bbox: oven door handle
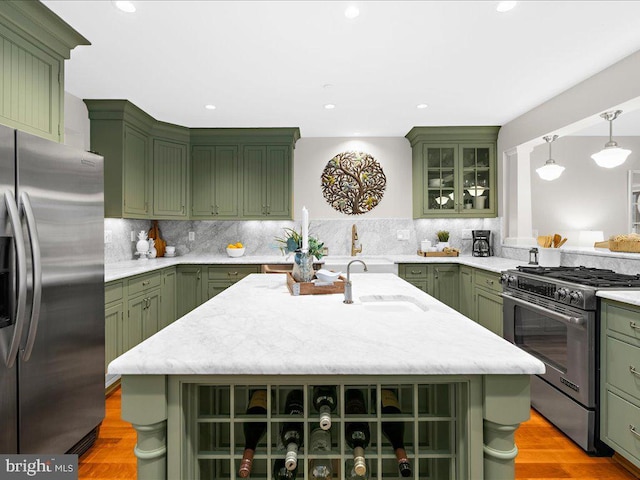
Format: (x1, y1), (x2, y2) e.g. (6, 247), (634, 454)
(501, 293), (585, 326)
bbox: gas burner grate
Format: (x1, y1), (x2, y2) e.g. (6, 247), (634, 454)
(517, 265), (640, 287)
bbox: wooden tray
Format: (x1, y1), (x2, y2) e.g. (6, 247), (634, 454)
(417, 250), (459, 257)
(286, 272), (346, 296)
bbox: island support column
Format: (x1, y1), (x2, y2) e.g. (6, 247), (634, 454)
(121, 375), (168, 480)
(483, 375), (531, 479)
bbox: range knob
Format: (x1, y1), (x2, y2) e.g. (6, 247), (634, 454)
(508, 275), (517, 286)
(556, 288), (569, 300)
(569, 291), (584, 304)
(500, 274), (509, 284)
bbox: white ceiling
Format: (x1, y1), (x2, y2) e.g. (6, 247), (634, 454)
(43, 1), (640, 138)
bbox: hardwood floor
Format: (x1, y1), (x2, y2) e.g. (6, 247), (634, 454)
(79, 388), (639, 479)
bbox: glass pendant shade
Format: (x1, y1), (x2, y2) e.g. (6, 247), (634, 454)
(536, 135), (564, 181)
(591, 145), (631, 168)
(536, 160), (565, 181)
(591, 110), (631, 168)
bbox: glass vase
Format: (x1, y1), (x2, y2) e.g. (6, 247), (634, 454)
(292, 251), (314, 282)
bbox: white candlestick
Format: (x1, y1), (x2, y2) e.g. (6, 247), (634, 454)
(301, 206), (309, 252)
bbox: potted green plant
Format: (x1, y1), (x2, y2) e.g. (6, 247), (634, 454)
(275, 228), (325, 282)
(436, 230), (450, 251)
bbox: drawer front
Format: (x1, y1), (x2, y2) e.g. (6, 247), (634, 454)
(604, 302), (640, 342)
(207, 265), (260, 281)
(127, 272), (161, 296)
(474, 269), (501, 293)
(400, 264), (428, 279)
(105, 281), (123, 304)
(604, 391), (640, 463)
(606, 336), (640, 402)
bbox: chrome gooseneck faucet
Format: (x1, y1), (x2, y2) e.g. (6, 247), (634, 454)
(344, 259), (368, 304)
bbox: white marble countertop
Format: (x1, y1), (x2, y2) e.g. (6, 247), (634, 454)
(597, 290), (640, 307)
(108, 273), (545, 377)
(105, 253), (525, 282)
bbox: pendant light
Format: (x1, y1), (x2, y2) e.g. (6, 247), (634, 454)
(536, 135), (565, 181)
(591, 110), (631, 168)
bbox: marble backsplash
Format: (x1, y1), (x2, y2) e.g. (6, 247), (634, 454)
(104, 217), (503, 264)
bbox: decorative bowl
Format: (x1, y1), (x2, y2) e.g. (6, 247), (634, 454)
(315, 269), (342, 283)
(428, 178), (443, 187)
(226, 247), (246, 257)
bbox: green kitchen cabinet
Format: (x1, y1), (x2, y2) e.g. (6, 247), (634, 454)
(206, 265), (261, 300)
(176, 266), (204, 318)
(160, 267), (177, 330)
(459, 265), (475, 320)
(397, 263), (429, 293)
(104, 281), (124, 373)
(406, 126), (499, 218)
(474, 269), (503, 336)
(0, 2), (89, 141)
(600, 299), (640, 470)
(85, 99), (191, 219)
(125, 271), (162, 350)
(398, 263), (458, 309)
(153, 137), (188, 218)
(191, 145), (239, 218)
(429, 264), (459, 311)
(242, 145), (292, 218)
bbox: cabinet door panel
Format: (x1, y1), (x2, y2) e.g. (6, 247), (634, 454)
(265, 146), (290, 218)
(475, 288), (503, 336)
(207, 282), (233, 300)
(123, 125), (149, 216)
(459, 266), (475, 320)
(214, 146), (239, 217)
(191, 147), (214, 217)
(105, 303), (123, 371)
(143, 290), (160, 341)
(161, 268), (177, 330)
(126, 296), (144, 351)
(242, 146), (266, 217)
(153, 139), (187, 217)
(177, 267), (203, 317)
(432, 264), (459, 311)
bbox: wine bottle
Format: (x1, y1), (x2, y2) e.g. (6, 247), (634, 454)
(281, 389), (304, 471)
(238, 390), (268, 478)
(312, 386), (337, 430)
(309, 427), (333, 479)
(273, 458), (297, 479)
(344, 389), (370, 477)
(380, 389), (412, 477)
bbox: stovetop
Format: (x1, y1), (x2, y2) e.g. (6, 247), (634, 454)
(516, 266), (640, 288)
(502, 265), (640, 310)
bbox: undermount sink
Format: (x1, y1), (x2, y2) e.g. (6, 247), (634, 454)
(359, 295), (428, 313)
(321, 255), (398, 274)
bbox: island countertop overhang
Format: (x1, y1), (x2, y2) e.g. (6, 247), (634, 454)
(108, 273), (545, 376)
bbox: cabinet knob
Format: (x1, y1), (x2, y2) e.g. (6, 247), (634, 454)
(630, 366), (640, 378)
(410, 270), (421, 275)
(228, 271), (239, 276)
(631, 425), (640, 440)
(142, 280), (150, 286)
(630, 321), (640, 331)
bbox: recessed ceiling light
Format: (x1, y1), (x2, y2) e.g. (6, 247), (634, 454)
(344, 5), (360, 19)
(204, 104), (216, 110)
(324, 104), (336, 110)
(496, 1), (517, 13)
(416, 103), (428, 109)
(113, 1), (136, 13)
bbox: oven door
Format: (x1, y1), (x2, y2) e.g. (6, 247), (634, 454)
(502, 292), (595, 408)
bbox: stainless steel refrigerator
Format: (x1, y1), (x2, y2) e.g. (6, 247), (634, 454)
(0, 124), (105, 455)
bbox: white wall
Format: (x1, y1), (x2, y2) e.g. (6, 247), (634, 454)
(292, 137), (412, 220)
(530, 136), (640, 241)
(63, 92), (90, 150)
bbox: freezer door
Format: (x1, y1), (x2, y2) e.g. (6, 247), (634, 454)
(0, 125), (18, 453)
(16, 130), (105, 454)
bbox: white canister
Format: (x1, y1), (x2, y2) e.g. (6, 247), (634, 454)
(420, 240), (432, 252)
(538, 247), (561, 267)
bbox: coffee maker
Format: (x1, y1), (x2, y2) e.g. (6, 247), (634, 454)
(472, 230), (492, 257)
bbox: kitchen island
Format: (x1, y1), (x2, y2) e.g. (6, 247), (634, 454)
(109, 273), (544, 480)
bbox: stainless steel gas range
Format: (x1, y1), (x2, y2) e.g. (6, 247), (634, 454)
(501, 265), (640, 454)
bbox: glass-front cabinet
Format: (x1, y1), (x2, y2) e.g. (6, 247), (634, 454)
(629, 170), (640, 233)
(407, 127), (499, 218)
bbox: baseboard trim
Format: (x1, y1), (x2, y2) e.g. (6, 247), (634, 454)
(613, 453), (640, 478)
(105, 378), (121, 397)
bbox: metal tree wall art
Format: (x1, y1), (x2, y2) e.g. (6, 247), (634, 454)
(321, 151), (386, 215)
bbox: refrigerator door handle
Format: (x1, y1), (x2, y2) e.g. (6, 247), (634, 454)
(20, 192), (41, 362)
(3, 191), (27, 368)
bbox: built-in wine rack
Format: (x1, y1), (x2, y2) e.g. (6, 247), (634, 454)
(179, 380), (466, 480)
